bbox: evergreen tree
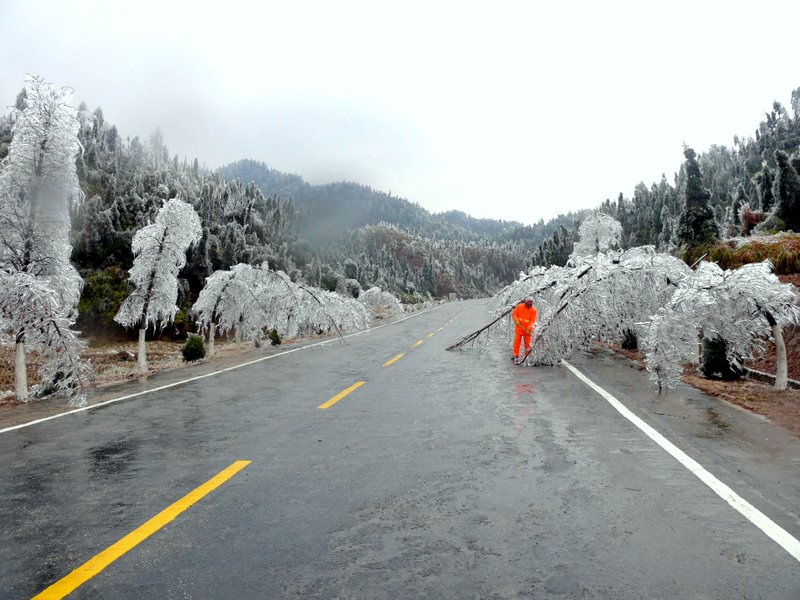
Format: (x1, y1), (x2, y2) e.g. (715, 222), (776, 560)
(755, 164), (775, 212)
(773, 150), (800, 231)
(676, 147), (718, 250)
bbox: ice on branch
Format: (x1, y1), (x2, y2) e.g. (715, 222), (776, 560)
(193, 263), (375, 348)
(358, 287), (404, 319)
(644, 260), (800, 390)
(492, 248), (691, 365)
(569, 213), (622, 263)
(114, 198), (202, 370)
(0, 75), (88, 403)
(0, 272), (91, 405)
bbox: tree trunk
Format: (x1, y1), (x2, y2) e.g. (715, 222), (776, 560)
(762, 310), (788, 390)
(137, 328), (147, 372)
(693, 329), (702, 365)
(772, 321), (789, 390)
(235, 325), (242, 351)
(15, 341), (28, 402)
(208, 322), (216, 358)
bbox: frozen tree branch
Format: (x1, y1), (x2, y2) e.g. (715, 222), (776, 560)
(114, 197), (202, 370)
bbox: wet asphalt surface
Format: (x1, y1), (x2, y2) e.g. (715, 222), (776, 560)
(1, 299), (799, 599)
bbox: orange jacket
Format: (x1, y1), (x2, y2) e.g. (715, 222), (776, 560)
(512, 302), (537, 333)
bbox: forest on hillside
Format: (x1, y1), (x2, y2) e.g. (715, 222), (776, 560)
(0, 88), (581, 338)
(2, 82), (800, 344)
(533, 89), (800, 266)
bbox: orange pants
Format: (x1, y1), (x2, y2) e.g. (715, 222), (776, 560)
(513, 327), (531, 358)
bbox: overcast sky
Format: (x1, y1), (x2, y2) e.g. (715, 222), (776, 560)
(2, 1), (799, 225)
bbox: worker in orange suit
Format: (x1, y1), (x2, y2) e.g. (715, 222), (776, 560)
(511, 297), (537, 363)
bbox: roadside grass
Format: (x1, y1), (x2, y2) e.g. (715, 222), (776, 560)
(684, 233), (800, 274)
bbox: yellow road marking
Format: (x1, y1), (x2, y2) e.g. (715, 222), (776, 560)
(32, 460), (251, 600)
(426, 332), (435, 338)
(412, 339), (424, 348)
(383, 353), (405, 367)
(318, 381), (365, 409)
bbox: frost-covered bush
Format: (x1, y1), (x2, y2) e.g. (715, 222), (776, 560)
(337, 277), (363, 298)
(359, 286), (404, 319)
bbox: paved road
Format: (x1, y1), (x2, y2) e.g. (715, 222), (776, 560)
(1, 299), (799, 599)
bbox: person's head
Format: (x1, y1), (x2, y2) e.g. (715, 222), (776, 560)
(524, 297), (533, 307)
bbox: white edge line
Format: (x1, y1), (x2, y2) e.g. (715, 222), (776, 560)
(1, 305), (440, 435)
(561, 359), (800, 564)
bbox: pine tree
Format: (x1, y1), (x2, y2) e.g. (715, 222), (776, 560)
(773, 150), (800, 230)
(676, 147), (718, 251)
(755, 164), (775, 212)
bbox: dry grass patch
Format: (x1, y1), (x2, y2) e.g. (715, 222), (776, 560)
(0, 338), (257, 405)
(605, 343), (800, 439)
(682, 373), (800, 438)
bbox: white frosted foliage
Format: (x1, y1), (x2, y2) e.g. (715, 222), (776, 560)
(193, 263), (373, 344)
(114, 198), (202, 330)
(0, 272), (91, 405)
(491, 250), (799, 390)
(569, 212), (622, 262)
(494, 248), (690, 365)
(0, 75), (88, 403)
(358, 287), (404, 319)
(644, 260), (800, 389)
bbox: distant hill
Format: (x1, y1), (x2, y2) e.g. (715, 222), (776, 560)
(217, 159), (530, 243)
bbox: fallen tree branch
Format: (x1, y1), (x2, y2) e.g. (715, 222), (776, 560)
(445, 305), (513, 351)
(445, 279), (559, 351)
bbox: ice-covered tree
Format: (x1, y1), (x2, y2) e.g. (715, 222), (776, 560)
(644, 261), (800, 390)
(358, 286), (404, 319)
(191, 263), (263, 353)
(0, 273), (91, 401)
(568, 212), (622, 262)
(114, 198), (202, 370)
(0, 75), (88, 403)
(193, 263), (372, 349)
(474, 216), (690, 365)
(458, 246), (798, 392)
(492, 248), (690, 365)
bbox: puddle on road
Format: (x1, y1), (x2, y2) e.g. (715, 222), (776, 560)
(89, 439), (139, 475)
(697, 407), (731, 438)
